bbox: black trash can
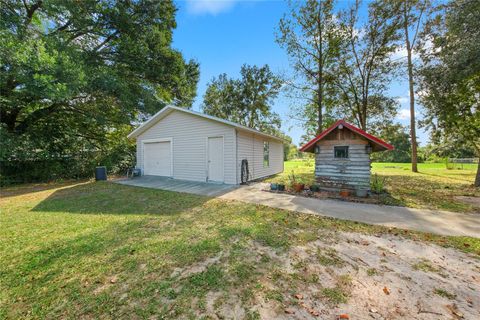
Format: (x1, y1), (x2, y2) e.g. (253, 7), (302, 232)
(95, 166), (107, 181)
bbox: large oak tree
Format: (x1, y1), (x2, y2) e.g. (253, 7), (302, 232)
(1, 0), (199, 159)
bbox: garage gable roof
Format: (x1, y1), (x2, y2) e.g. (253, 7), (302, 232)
(300, 120), (394, 153)
(127, 105), (284, 141)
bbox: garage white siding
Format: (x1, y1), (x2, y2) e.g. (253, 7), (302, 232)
(136, 110), (236, 184)
(236, 130), (284, 181)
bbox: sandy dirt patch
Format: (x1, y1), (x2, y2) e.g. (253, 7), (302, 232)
(200, 231), (479, 320)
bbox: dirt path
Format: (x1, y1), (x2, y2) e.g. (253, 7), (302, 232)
(220, 183), (480, 238)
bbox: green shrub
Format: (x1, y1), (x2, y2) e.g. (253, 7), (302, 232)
(371, 174), (386, 194)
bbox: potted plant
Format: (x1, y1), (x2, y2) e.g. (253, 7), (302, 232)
(289, 172), (305, 192)
(310, 184), (320, 192)
(355, 189), (368, 198)
(270, 183), (278, 191)
(339, 189), (350, 197)
(277, 183), (286, 191)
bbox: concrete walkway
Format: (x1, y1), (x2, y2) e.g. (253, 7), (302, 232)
(219, 183), (480, 238)
(115, 177), (479, 237)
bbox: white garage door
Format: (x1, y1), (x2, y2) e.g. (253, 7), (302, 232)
(143, 141), (172, 176)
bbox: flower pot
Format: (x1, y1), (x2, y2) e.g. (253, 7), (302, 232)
(355, 189), (368, 198)
(339, 189), (350, 197)
(270, 183), (278, 191)
(293, 183), (305, 192)
(310, 185), (320, 192)
(277, 184), (285, 191)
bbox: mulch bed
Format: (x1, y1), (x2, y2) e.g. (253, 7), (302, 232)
(264, 188), (387, 205)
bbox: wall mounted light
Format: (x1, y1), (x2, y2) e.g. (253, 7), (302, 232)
(338, 124), (344, 130)
(315, 146), (320, 154)
(365, 145), (372, 154)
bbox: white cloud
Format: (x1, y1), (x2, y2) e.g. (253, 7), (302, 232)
(390, 45), (420, 61)
(185, 0), (237, 16)
(397, 108), (413, 120)
(396, 96), (409, 104)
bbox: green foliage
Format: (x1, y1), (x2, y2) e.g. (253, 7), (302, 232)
(321, 287), (348, 305)
(202, 64), (282, 134)
(276, 0), (342, 133)
(333, 0), (401, 130)
(0, 125), (135, 185)
(419, 0), (480, 185)
(0, 0), (199, 183)
(280, 134), (298, 161)
(370, 174), (386, 194)
(433, 288), (456, 299)
(371, 124), (412, 163)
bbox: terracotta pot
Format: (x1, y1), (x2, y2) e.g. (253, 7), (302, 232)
(339, 189), (350, 197)
(293, 183), (305, 192)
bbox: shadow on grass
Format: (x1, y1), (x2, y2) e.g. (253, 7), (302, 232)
(0, 179), (89, 198)
(416, 170), (477, 184)
(32, 181), (209, 216)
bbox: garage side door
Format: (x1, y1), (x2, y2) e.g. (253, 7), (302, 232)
(143, 141), (172, 176)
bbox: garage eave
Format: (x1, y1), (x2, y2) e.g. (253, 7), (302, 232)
(128, 105), (285, 142)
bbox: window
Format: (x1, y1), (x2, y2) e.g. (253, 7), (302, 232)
(263, 141), (270, 167)
(334, 146), (349, 159)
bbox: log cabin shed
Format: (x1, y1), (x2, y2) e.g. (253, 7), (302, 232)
(128, 105), (284, 184)
(300, 120), (394, 196)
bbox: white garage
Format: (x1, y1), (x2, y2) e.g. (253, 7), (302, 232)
(128, 105), (284, 184)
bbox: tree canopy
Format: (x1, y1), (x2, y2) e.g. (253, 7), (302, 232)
(419, 0), (480, 185)
(202, 64), (282, 135)
(1, 0), (199, 160)
(276, 0), (342, 134)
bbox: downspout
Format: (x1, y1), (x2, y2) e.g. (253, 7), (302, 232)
(234, 128), (238, 184)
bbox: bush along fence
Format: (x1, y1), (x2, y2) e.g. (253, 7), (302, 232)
(0, 149), (135, 186)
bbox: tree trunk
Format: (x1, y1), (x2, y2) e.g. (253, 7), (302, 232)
(475, 160), (480, 187)
(404, 4), (418, 173)
(317, 0), (324, 135)
(317, 85), (323, 134)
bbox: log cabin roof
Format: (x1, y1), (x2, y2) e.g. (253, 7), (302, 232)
(300, 120), (394, 153)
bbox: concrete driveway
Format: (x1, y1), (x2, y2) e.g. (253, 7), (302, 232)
(115, 176), (238, 197)
(219, 183), (480, 238)
(115, 177), (479, 237)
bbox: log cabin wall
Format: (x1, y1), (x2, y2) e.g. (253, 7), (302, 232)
(315, 127), (371, 192)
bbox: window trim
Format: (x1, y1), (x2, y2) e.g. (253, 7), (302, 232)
(334, 146), (349, 159)
(263, 141), (270, 168)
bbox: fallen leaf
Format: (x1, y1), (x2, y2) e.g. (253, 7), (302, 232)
(294, 294), (303, 300)
(284, 308), (295, 315)
(446, 304), (464, 318)
(310, 309), (320, 316)
(370, 307), (378, 313)
(110, 276), (117, 284)
(464, 243), (470, 248)
(383, 287), (390, 295)
(337, 314), (350, 319)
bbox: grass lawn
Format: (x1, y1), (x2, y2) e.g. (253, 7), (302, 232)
(1, 181), (479, 319)
(267, 160), (480, 213)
